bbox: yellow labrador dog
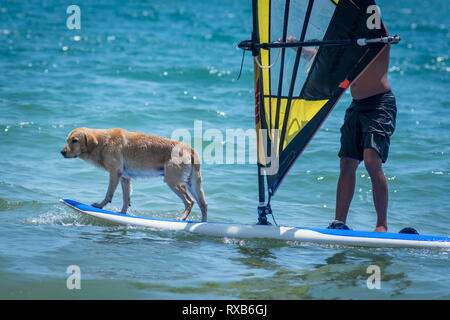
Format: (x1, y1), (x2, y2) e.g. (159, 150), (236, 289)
(60, 127), (207, 221)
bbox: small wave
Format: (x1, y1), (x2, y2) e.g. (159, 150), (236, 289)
(25, 205), (118, 227)
(97, 65), (234, 85)
(25, 205), (82, 226)
(223, 237), (247, 246)
(0, 198), (40, 212)
(118, 8), (160, 22)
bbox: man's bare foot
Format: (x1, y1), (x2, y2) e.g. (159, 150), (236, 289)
(374, 226), (387, 232)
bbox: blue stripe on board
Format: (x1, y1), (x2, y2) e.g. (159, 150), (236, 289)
(61, 198), (198, 224)
(303, 227), (450, 242)
(61, 199), (450, 243)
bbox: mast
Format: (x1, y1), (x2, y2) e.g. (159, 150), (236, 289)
(250, 0), (271, 224)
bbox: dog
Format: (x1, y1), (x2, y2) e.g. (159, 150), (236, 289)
(60, 127), (207, 221)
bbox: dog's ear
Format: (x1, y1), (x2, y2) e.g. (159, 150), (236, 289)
(82, 132), (98, 153)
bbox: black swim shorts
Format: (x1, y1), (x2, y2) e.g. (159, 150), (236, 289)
(338, 90), (396, 163)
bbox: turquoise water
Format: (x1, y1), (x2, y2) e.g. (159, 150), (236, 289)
(1, 0), (449, 299)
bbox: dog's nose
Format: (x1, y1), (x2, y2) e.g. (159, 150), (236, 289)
(60, 150), (66, 157)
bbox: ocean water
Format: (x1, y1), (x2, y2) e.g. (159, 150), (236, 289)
(0, 0), (449, 300)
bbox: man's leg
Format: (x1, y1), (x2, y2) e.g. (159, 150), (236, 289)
(363, 148), (388, 232)
(335, 157), (360, 224)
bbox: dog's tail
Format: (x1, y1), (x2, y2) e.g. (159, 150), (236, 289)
(187, 149), (208, 222)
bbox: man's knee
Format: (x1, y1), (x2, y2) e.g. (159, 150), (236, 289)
(340, 157), (359, 175)
(363, 148), (383, 174)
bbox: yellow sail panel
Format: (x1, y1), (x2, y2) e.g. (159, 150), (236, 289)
(269, 97), (286, 132)
(262, 97), (286, 142)
(283, 99), (329, 150)
(263, 98), (328, 149)
(283, 99), (328, 149)
(258, 0), (270, 96)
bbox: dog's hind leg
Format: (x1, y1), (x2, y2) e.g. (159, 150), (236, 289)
(166, 183), (194, 221)
(92, 170), (121, 209)
(120, 177), (132, 214)
(187, 166), (208, 222)
(165, 158), (202, 221)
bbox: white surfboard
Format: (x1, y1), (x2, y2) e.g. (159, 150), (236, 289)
(60, 199), (450, 249)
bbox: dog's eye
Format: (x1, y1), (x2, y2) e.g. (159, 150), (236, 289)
(71, 138), (79, 143)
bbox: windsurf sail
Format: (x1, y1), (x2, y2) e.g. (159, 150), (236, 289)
(238, 0), (400, 224)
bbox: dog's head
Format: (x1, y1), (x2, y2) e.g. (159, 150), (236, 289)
(61, 127), (98, 158)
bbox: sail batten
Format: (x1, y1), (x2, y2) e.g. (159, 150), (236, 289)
(273, 0), (292, 137)
(279, 0), (315, 158)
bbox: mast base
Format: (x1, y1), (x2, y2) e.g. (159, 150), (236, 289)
(257, 205), (272, 225)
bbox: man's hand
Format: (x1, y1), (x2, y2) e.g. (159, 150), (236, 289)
(286, 35), (297, 42)
(277, 35), (297, 43)
(277, 35), (317, 61)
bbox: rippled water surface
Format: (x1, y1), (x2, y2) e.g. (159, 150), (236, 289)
(0, 0), (449, 299)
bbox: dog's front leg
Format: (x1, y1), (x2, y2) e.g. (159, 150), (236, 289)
(120, 177), (131, 214)
(92, 171), (121, 209)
